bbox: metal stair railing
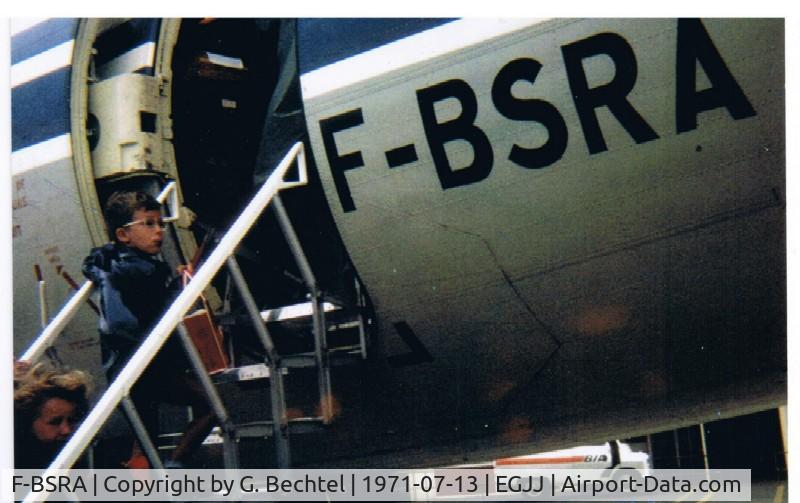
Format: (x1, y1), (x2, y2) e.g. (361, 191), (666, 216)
(272, 193), (332, 423)
(20, 281), (95, 363)
(22, 142), (308, 502)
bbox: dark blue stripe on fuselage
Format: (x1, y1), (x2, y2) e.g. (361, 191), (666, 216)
(12, 67), (71, 151)
(297, 18), (454, 75)
(11, 18), (78, 65)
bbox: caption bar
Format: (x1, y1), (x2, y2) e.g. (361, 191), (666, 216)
(7, 468), (750, 501)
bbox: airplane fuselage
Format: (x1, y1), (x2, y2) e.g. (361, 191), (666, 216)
(10, 18), (785, 468)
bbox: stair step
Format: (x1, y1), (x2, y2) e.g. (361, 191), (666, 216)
(260, 301), (338, 322)
(210, 348), (363, 383)
(159, 416), (327, 451)
(235, 417), (326, 438)
(219, 303), (363, 331)
(211, 363), (288, 384)
(281, 353), (316, 368)
(281, 348), (364, 369)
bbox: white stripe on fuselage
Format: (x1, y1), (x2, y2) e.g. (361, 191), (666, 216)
(11, 134), (71, 176)
(97, 42), (156, 80)
(300, 18), (548, 100)
(11, 39), (74, 88)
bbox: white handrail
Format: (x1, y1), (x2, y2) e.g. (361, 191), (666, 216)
(157, 180), (180, 222)
(20, 281), (94, 363)
(24, 142), (307, 501)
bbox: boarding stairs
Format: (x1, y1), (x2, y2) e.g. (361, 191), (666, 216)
(18, 142), (367, 499)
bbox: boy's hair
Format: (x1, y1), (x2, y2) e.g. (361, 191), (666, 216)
(104, 191), (161, 241)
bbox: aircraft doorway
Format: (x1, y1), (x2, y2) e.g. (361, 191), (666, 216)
(169, 17), (363, 332)
(171, 19), (276, 229)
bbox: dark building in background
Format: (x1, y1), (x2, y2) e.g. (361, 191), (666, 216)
(639, 408), (786, 481)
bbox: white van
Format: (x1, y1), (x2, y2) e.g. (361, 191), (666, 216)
(410, 440), (651, 500)
(494, 440), (650, 472)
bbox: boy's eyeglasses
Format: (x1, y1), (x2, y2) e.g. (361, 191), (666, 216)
(123, 218), (166, 230)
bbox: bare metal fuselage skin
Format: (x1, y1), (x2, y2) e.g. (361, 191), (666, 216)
(10, 18), (785, 467)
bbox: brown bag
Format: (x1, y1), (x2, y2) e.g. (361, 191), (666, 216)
(182, 271), (229, 374)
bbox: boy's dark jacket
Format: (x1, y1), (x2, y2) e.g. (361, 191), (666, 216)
(82, 243), (180, 372)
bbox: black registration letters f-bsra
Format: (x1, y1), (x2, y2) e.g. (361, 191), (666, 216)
(417, 79), (494, 190)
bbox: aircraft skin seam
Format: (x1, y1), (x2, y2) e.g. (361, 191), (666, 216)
(431, 220), (566, 351)
(511, 194), (783, 285)
(350, 198), (568, 351)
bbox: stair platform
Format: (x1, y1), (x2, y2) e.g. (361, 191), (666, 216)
(211, 363), (286, 384)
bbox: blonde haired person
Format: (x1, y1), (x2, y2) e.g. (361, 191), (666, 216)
(14, 362), (91, 469)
